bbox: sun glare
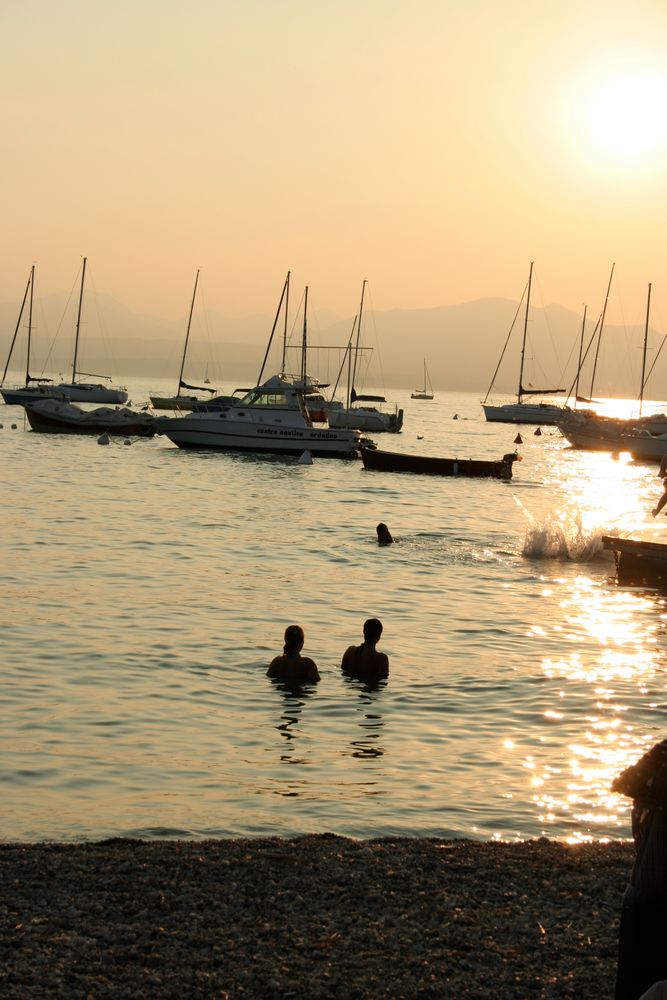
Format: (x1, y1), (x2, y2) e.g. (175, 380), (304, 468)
(569, 67), (667, 168)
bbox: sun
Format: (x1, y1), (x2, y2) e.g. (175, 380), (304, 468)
(568, 66), (667, 168)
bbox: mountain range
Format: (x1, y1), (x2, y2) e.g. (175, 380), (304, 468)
(0, 292), (662, 399)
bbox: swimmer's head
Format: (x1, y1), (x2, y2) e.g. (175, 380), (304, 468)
(283, 624), (304, 654)
(363, 618), (383, 643)
(376, 522), (393, 545)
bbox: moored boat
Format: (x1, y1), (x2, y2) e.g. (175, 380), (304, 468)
(157, 372), (362, 457)
(361, 447), (518, 479)
(53, 258), (128, 404)
(23, 398), (157, 436)
(482, 262), (567, 425)
(149, 270), (217, 411)
(603, 535), (667, 586)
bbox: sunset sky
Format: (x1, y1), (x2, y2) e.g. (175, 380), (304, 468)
(3, 0), (667, 332)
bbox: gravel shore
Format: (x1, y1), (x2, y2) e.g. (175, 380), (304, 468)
(0, 835), (633, 999)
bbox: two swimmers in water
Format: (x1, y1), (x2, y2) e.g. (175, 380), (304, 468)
(267, 619), (389, 686)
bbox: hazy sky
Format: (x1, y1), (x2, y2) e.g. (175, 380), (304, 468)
(3, 0), (667, 331)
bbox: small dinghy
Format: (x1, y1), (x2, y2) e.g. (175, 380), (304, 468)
(361, 447), (519, 479)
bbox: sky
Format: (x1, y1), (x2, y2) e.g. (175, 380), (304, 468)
(3, 0), (667, 334)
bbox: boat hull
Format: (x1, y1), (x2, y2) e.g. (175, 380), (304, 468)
(150, 395), (202, 411)
(327, 406), (404, 433)
(157, 415), (361, 457)
(361, 447), (517, 479)
(56, 383), (128, 404)
(24, 400), (156, 436)
(483, 402), (566, 425)
(1, 386), (65, 406)
(410, 392), (433, 400)
(603, 535), (667, 586)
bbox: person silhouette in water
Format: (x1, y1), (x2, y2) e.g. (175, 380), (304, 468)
(341, 618), (389, 684)
(376, 523), (393, 545)
(267, 625), (320, 685)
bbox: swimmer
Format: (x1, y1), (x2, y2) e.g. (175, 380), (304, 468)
(267, 625), (320, 684)
(652, 478), (667, 517)
(341, 618), (389, 684)
(376, 522), (393, 545)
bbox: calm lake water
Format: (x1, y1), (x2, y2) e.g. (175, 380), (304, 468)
(2, 378), (666, 843)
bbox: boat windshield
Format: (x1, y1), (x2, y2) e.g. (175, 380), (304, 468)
(236, 388), (291, 408)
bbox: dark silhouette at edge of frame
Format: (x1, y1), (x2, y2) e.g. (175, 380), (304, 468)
(612, 738), (667, 999)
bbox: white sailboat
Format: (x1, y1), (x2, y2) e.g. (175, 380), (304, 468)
(482, 262), (566, 425)
(326, 280), (404, 433)
(1, 266), (62, 405)
(150, 270), (217, 410)
(53, 258), (128, 404)
(411, 359), (434, 400)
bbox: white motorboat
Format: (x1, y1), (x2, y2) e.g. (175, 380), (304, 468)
(157, 373), (362, 456)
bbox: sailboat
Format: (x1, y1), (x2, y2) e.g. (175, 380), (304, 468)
(482, 262), (566, 425)
(411, 359), (434, 400)
(49, 257), (129, 404)
(326, 280), (404, 433)
(150, 270), (217, 410)
(1, 266), (62, 405)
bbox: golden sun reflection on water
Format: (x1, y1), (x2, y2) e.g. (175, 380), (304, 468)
(533, 577), (667, 842)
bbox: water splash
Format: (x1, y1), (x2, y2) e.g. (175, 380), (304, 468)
(521, 508), (616, 562)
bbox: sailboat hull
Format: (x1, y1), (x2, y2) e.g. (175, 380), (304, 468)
(1, 385), (66, 406)
(55, 383), (128, 404)
(482, 402), (566, 425)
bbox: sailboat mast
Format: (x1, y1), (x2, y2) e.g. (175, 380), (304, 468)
(1, 271), (31, 387)
(301, 286), (308, 388)
(517, 261), (533, 405)
(177, 269), (200, 396)
(71, 256), (87, 382)
(639, 282), (652, 417)
(256, 271), (290, 387)
(351, 279), (366, 399)
(26, 265), (35, 384)
(588, 262), (615, 400)
(574, 305), (587, 404)
(280, 271), (291, 374)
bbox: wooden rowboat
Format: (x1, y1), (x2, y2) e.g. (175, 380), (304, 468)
(360, 447), (518, 479)
(602, 535), (667, 586)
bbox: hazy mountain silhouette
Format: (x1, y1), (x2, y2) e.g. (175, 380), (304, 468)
(0, 291), (662, 398)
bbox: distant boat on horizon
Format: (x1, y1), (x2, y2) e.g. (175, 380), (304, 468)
(411, 358), (434, 400)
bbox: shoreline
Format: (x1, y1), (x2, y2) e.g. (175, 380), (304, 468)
(0, 834), (633, 998)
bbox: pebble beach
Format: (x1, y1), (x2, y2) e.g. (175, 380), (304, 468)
(0, 835), (634, 999)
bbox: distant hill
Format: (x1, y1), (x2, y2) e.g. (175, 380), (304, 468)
(0, 292), (662, 399)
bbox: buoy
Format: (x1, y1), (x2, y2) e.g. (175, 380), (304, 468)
(417, 435), (424, 440)
(297, 450), (313, 465)
(534, 427), (542, 436)
(97, 431), (110, 445)
(123, 438), (132, 446)
(514, 433), (522, 444)
(453, 414), (459, 420)
(11, 424), (17, 430)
